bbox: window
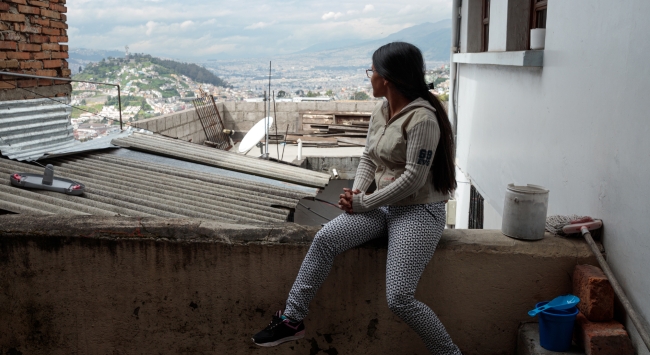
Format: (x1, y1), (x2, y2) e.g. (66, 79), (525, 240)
(531, 0), (547, 29)
(482, 0), (490, 52)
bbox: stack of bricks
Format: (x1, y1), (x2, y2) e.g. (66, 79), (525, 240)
(0, 0), (70, 100)
(573, 264), (635, 355)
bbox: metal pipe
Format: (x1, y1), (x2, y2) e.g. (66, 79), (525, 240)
(581, 227), (650, 352)
(117, 85), (123, 130)
(450, 0), (462, 148)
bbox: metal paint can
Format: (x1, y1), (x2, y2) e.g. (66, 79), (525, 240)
(501, 184), (549, 240)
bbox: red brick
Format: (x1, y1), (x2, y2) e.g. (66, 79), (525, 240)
(60, 45), (68, 51)
(37, 79), (53, 86)
(0, 3), (10, 11)
(57, 36), (68, 43)
(1, 13), (26, 22)
(49, 3), (66, 12)
(60, 13), (66, 21)
(49, 20), (67, 29)
(0, 23), (10, 31)
(36, 69), (56, 76)
(5, 60), (20, 69)
(0, 41), (18, 50)
(7, 0), (27, 5)
(574, 265), (615, 321)
(61, 60), (67, 68)
(40, 9), (60, 19)
(51, 51), (68, 59)
(32, 18), (50, 26)
(20, 61), (43, 70)
(18, 5), (40, 15)
(0, 52), (6, 60)
(18, 43), (41, 51)
(27, 0), (47, 7)
(574, 312), (634, 355)
(7, 52), (31, 60)
(17, 79), (38, 87)
(42, 59), (62, 68)
(42, 27), (61, 36)
(29, 34), (49, 43)
(16, 23), (41, 33)
(61, 29), (66, 36)
(41, 43), (59, 51)
(61, 68), (71, 77)
(31, 52), (51, 60)
(0, 81), (18, 89)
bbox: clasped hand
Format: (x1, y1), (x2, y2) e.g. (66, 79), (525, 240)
(338, 188), (361, 213)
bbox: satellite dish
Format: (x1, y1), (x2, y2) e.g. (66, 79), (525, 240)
(238, 116), (274, 153)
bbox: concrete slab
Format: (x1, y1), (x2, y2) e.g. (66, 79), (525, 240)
(240, 142), (365, 162)
(518, 323), (585, 355)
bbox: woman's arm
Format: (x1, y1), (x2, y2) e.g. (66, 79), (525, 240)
(352, 148), (377, 192)
(351, 119), (439, 213)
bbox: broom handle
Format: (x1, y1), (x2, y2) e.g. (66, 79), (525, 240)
(582, 227), (650, 351)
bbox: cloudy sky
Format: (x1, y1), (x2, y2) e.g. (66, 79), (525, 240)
(68, 0), (452, 61)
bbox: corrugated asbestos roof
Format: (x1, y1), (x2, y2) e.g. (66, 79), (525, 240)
(112, 133), (331, 188)
(0, 153), (317, 223)
(0, 98), (128, 161)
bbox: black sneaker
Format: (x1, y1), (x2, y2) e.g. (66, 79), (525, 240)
(252, 310), (305, 347)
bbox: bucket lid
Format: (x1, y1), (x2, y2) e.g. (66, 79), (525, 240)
(507, 184), (549, 194)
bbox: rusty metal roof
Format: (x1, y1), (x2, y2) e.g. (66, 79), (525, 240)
(112, 133), (331, 188)
(0, 153), (316, 223)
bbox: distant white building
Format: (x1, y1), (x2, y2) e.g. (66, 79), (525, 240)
(449, 1), (650, 352)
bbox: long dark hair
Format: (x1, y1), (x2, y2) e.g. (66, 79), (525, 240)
(372, 42), (456, 195)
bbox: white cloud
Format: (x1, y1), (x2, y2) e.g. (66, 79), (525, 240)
(245, 21), (275, 30)
(66, 0), (453, 60)
(145, 21), (157, 36)
(322, 12), (343, 20)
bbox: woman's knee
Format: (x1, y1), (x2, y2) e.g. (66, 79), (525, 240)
(386, 290), (415, 315)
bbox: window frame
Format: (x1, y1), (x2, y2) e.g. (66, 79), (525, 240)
(482, 0), (491, 52)
(531, 0), (547, 29)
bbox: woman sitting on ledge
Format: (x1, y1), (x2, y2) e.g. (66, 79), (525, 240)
(252, 41), (461, 355)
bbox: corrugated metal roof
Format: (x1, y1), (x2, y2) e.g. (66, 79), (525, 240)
(0, 98), (75, 161)
(0, 98), (131, 161)
(112, 133), (331, 188)
(0, 153), (315, 223)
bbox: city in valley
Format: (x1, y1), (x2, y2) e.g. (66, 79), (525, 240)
(69, 51), (450, 142)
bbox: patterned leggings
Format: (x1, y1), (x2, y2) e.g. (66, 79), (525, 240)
(284, 202), (461, 355)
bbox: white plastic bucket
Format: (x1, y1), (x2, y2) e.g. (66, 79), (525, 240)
(530, 28), (546, 50)
(501, 184), (549, 240)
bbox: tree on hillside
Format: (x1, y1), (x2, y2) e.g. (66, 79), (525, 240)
(277, 90), (286, 98)
(351, 92), (369, 100)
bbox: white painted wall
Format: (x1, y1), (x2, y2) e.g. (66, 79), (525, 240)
(455, 1), (650, 353)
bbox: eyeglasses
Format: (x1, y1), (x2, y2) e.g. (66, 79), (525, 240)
(365, 69), (373, 78)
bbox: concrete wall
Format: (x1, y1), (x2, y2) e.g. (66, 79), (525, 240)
(0, 215), (598, 355)
(219, 100), (377, 133)
(0, 0), (71, 101)
(133, 108), (207, 144)
(132, 101), (378, 145)
(454, 1), (650, 352)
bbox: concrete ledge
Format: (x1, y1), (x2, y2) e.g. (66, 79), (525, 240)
(518, 323), (585, 355)
(452, 50), (544, 67)
(0, 216), (598, 355)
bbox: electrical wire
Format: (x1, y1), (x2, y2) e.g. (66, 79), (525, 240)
(0, 79), (116, 122)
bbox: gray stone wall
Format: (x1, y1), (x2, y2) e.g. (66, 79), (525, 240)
(131, 101), (378, 145)
(132, 108), (207, 144)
